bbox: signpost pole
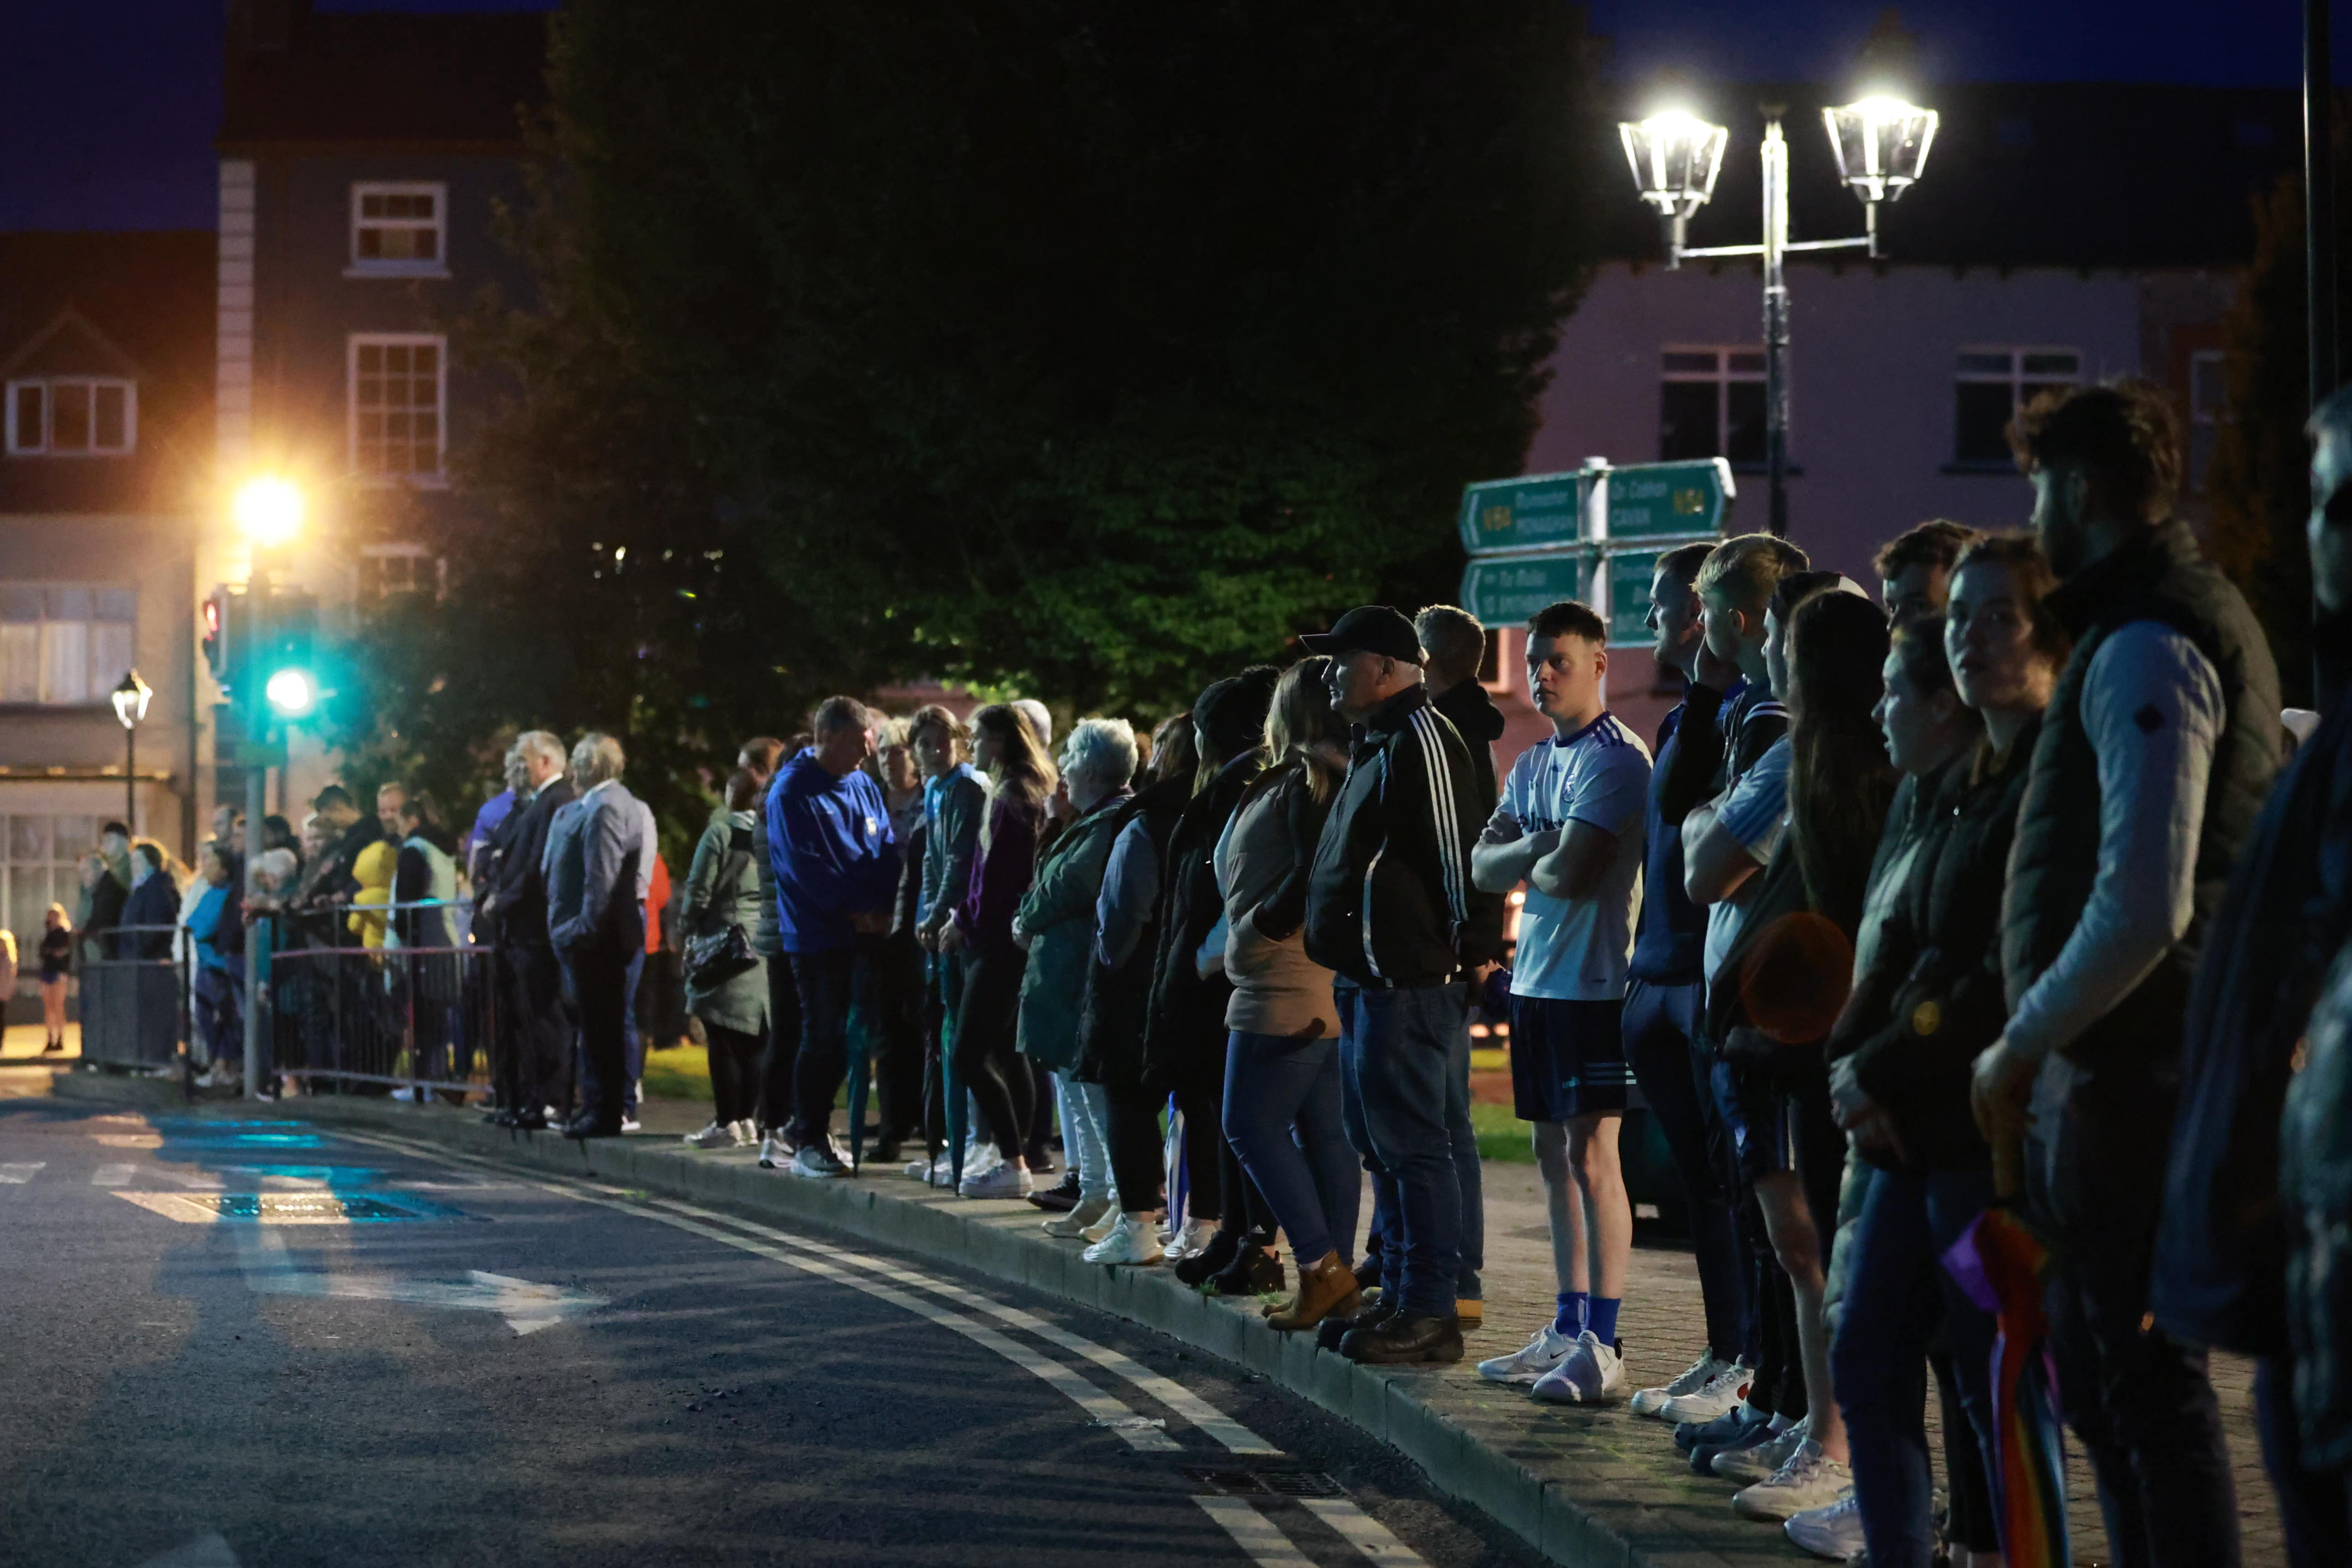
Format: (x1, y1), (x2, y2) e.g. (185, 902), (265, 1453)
(1761, 108), (1792, 538)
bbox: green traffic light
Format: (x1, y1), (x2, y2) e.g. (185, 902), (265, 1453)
(264, 667), (316, 718)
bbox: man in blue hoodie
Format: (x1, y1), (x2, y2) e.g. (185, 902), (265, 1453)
(769, 696), (903, 1179)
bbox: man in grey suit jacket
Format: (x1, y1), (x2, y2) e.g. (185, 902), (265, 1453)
(542, 732), (647, 1137)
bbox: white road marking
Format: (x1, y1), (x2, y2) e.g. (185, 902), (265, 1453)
(638, 1194), (1284, 1455)
(0, 1162), (45, 1183)
(134, 1531), (239, 1568)
(335, 1129), (1201, 1453)
(1302, 1499), (1430, 1566)
(92, 1163), (134, 1186)
(228, 1223), (604, 1335)
(1193, 1497), (1316, 1567)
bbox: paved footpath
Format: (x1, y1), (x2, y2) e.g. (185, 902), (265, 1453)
(39, 1068), (2289, 1568)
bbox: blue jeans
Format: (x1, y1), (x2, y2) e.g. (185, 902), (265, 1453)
(1446, 1005), (1483, 1297)
(559, 945), (631, 1128)
(1336, 981), (1465, 1318)
(1831, 1165), (2000, 1568)
(193, 964), (242, 1070)
(1223, 1030), (1358, 1267)
(1625, 977), (1748, 1360)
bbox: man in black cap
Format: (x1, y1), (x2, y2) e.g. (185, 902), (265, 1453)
(1302, 605), (1504, 1364)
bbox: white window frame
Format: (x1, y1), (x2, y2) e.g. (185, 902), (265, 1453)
(2188, 348), (2227, 493)
(0, 583), (138, 707)
(346, 181), (449, 279)
(346, 333), (449, 486)
(4, 377), (138, 457)
(1953, 346), (2082, 466)
(1659, 345), (1767, 465)
(358, 542), (446, 601)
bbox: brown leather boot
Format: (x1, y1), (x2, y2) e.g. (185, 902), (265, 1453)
(1264, 1250), (1362, 1332)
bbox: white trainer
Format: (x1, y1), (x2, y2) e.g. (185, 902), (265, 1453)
(1475, 1325), (1578, 1386)
(1166, 1218), (1219, 1262)
(1529, 1330), (1627, 1404)
(964, 1141), (1004, 1180)
(1658, 1358), (1755, 1425)
(619, 1114), (643, 1134)
(1632, 1351), (1735, 1418)
(682, 1121), (736, 1150)
(790, 1144), (849, 1180)
(1715, 1413), (1812, 1485)
(730, 1119), (758, 1146)
(1733, 1439), (1851, 1522)
(1782, 1486), (1864, 1561)
(959, 1162), (1033, 1200)
(1080, 1205), (1124, 1244)
(1082, 1212), (1165, 1265)
(758, 1130), (798, 1169)
(1044, 1195), (1114, 1239)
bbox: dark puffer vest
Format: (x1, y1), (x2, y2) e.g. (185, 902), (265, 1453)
(2001, 519), (2283, 1074)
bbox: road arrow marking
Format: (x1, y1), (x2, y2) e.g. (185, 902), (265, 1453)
(230, 1224), (604, 1335)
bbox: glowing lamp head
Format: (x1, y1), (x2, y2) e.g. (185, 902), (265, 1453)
(1618, 109), (1730, 221)
(110, 668), (153, 730)
(1823, 95), (1938, 204)
(264, 667), (316, 719)
(233, 477), (305, 548)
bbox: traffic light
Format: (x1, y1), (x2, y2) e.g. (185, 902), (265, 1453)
(202, 584), (248, 703)
(259, 589), (318, 721)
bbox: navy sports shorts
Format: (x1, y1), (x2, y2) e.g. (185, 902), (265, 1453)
(1507, 994), (1631, 1123)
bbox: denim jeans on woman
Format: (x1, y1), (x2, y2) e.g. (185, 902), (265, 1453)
(1831, 1163), (2001, 1568)
(1222, 1030), (1358, 1266)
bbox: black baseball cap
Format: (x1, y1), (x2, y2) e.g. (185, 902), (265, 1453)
(1300, 605), (1424, 664)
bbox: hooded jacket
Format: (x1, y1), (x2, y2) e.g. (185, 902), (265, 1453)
(1144, 751), (1265, 1085)
(1429, 676), (1505, 819)
(1304, 684), (1502, 989)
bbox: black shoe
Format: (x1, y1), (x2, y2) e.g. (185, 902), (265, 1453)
(1317, 1297), (1395, 1353)
(1351, 1254), (1383, 1294)
(1211, 1241), (1285, 1298)
(560, 1114), (621, 1139)
(1022, 1145), (1055, 1176)
(868, 1135), (903, 1165)
(1028, 1175), (1083, 1212)
(510, 1109), (548, 1132)
(1340, 1311), (1464, 1366)
(485, 1107), (515, 1126)
(1174, 1227), (1242, 1287)
(1674, 1403), (1763, 1454)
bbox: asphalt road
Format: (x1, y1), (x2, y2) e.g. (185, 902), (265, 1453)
(0, 1093), (1545, 1568)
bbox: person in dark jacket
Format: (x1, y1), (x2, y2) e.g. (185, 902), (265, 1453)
(1147, 668), (1279, 1291)
(2181, 384), (2352, 1567)
(1827, 541), (2064, 1568)
(682, 769), (771, 1150)
(909, 708), (985, 1178)
(1302, 605), (1503, 1366)
(483, 732), (574, 1129)
(1972, 382), (2281, 1568)
(119, 841), (182, 959)
(1072, 717), (1196, 1264)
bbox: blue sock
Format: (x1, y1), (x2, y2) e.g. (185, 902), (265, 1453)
(1587, 1296), (1621, 1345)
(1553, 1292), (1588, 1336)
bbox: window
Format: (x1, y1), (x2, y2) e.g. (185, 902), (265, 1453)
(2189, 350), (2227, 493)
(348, 335), (445, 482)
(5, 814), (102, 976)
(1955, 349), (2080, 466)
(359, 543), (444, 600)
(1659, 347), (1767, 466)
(0, 584), (135, 706)
(349, 182), (446, 276)
(4, 378), (136, 456)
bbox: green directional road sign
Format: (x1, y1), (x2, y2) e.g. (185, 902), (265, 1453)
(1458, 470), (1586, 555)
(1461, 553), (1586, 628)
(1608, 552), (1662, 648)
(1605, 458), (1735, 539)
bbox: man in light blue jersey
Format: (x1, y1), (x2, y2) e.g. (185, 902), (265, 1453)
(1469, 599), (1652, 1403)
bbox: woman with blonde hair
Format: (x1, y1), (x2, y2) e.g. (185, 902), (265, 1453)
(37, 904), (72, 1052)
(940, 702), (1058, 1197)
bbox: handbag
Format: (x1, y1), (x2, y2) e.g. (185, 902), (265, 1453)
(684, 839), (759, 988)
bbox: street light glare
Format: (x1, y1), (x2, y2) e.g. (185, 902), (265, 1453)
(234, 476), (305, 547)
(265, 667), (317, 718)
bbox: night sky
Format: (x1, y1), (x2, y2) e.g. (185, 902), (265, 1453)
(1, 0), (2339, 231)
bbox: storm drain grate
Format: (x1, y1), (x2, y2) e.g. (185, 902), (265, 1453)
(1181, 1466), (1346, 1499)
(189, 1193), (428, 1223)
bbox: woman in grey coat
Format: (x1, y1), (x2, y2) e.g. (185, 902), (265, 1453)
(682, 769), (771, 1149)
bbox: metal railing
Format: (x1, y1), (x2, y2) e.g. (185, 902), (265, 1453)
(78, 923), (189, 1071)
(265, 900), (497, 1100)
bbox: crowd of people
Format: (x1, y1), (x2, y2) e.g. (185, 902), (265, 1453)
(46, 372), (2352, 1566)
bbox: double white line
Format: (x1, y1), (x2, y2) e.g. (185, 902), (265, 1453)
(337, 1127), (1427, 1567)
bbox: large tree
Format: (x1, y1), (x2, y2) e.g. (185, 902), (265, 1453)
(334, 1), (1601, 829)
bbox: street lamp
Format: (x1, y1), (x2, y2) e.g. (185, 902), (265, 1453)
(109, 668), (152, 831)
(232, 476), (304, 551)
(1618, 93), (1940, 536)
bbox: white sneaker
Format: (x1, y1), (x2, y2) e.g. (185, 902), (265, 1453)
(790, 1144), (849, 1180)
(1659, 1358), (1755, 1424)
(1080, 1205), (1124, 1244)
(391, 1086), (420, 1102)
(1782, 1486), (1864, 1560)
(1082, 1212), (1165, 1265)
(683, 1120), (736, 1149)
(959, 1163), (1033, 1200)
(1166, 1218), (1219, 1262)
(1044, 1195), (1114, 1239)
(1529, 1330), (1626, 1404)
(1733, 1439), (1851, 1522)
(731, 1119), (758, 1145)
(758, 1130), (798, 1169)
(1632, 1351), (1736, 1418)
(905, 1156), (936, 1180)
(620, 1113), (642, 1134)
(1476, 1325), (1578, 1386)
(964, 1141), (1003, 1179)
(1715, 1413), (1812, 1485)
